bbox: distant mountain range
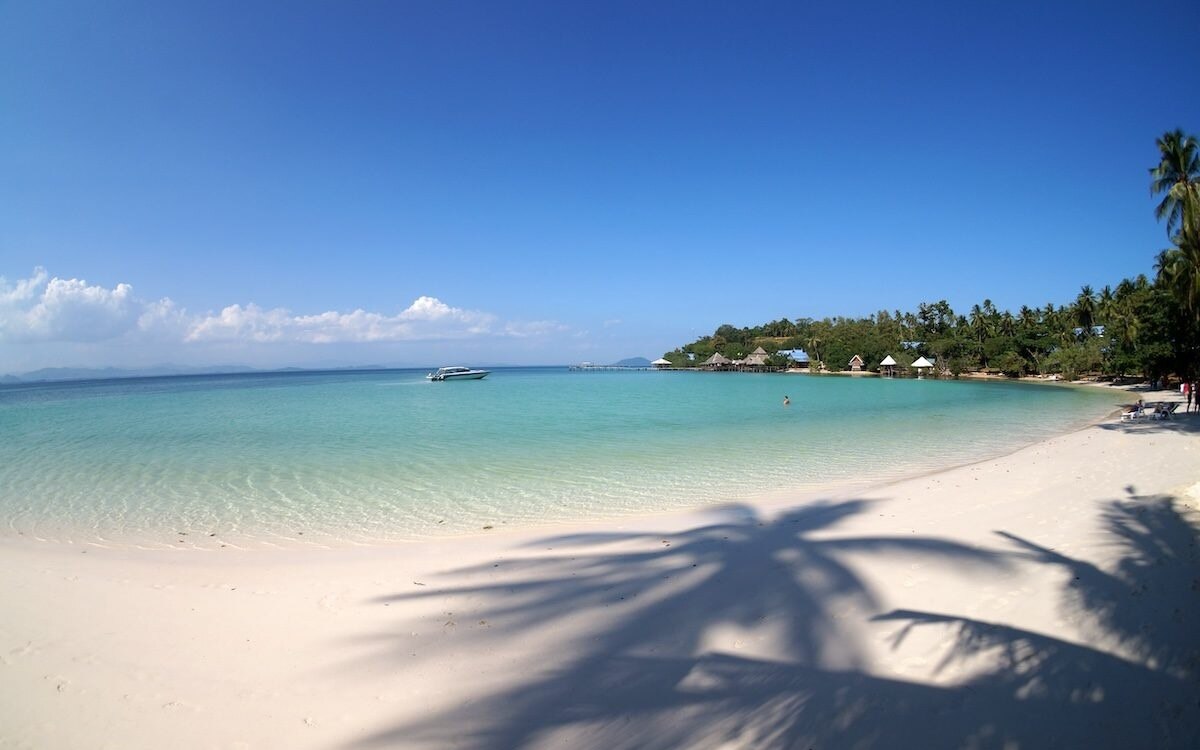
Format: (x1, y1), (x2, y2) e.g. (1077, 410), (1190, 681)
(0, 364), (404, 383)
(2, 360), (647, 383)
(2, 365), (261, 383)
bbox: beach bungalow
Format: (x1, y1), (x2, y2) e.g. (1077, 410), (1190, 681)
(777, 349), (811, 370)
(651, 358), (673, 369)
(879, 354), (897, 377)
(741, 347), (770, 369)
(848, 354), (865, 372)
(911, 355), (934, 379)
(702, 352), (732, 370)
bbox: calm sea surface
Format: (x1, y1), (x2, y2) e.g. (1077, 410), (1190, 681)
(0, 368), (1120, 547)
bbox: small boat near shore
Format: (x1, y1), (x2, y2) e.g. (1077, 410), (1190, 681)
(426, 366), (490, 381)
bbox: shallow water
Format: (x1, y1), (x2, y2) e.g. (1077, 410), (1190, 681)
(0, 368), (1119, 546)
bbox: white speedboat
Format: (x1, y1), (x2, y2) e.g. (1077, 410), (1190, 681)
(426, 366), (490, 381)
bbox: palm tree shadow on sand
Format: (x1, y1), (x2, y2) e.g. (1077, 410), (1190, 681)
(348, 496), (1200, 749)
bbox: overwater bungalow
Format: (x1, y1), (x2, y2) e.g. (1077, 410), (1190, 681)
(702, 352), (733, 370)
(739, 347), (770, 370)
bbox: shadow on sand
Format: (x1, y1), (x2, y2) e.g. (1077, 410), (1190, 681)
(1097, 411), (1200, 435)
(349, 496), (1200, 749)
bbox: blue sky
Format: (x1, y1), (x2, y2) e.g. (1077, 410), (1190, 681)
(2, 0), (1197, 372)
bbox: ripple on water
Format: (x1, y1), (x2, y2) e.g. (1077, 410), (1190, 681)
(0, 370), (1119, 546)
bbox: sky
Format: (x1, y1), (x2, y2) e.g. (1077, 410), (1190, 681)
(2, 0), (1198, 373)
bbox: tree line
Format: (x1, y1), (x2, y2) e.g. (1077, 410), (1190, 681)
(663, 130), (1199, 383)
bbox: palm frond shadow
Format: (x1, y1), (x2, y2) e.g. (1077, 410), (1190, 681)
(873, 494), (1200, 747)
(349, 496), (1200, 749)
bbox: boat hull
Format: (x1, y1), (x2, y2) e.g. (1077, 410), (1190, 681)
(433, 371), (488, 381)
(426, 367), (490, 381)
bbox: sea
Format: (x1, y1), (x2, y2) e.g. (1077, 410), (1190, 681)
(0, 368), (1121, 548)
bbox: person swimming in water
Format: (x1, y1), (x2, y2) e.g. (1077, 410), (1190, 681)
(783, 395), (790, 406)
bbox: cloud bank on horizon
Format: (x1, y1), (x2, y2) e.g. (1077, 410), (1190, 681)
(0, 268), (569, 368)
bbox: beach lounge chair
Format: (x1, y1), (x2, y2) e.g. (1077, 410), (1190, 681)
(1151, 403), (1179, 420)
(1121, 405), (1145, 421)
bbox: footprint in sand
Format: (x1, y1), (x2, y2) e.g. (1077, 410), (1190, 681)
(4, 641), (39, 664)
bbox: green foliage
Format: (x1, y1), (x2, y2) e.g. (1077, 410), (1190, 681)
(1151, 130), (1200, 378)
(670, 275), (1185, 381)
(663, 351), (691, 367)
(664, 131), (1199, 382)
(994, 351), (1028, 377)
(1046, 339), (1105, 381)
(1150, 129), (1199, 238)
(767, 352), (792, 369)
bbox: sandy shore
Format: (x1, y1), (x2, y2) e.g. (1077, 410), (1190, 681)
(2, 393), (1198, 749)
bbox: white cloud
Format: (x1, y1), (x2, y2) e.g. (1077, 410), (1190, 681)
(399, 296), (496, 333)
(1, 268), (567, 352)
(0, 268), (140, 342)
(400, 296), (457, 321)
(137, 298), (191, 338)
(185, 298), (499, 343)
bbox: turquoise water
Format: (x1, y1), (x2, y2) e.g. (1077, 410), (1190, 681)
(0, 369), (1120, 547)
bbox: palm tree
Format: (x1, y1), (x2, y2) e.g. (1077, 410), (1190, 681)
(1106, 294), (1141, 366)
(1075, 285), (1097, 339)
(806, 335), (823, 370)
(1160, 186), (1200, 311)
(1150, 129), (1200, 238)
(1152, 137), (1200, 377)
(965, 304), (998, 370)
(1097, 285), (1115, 327)
(999, 311), (1016, 338)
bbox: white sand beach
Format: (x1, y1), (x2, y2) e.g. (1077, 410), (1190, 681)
(2, 392), (1198, 749)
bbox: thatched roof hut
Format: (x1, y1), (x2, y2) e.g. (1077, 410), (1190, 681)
(742, 347), (770, 367)
(879, 354), (897, 377)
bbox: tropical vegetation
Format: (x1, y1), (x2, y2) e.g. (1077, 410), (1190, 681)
(663, 130), (1200, 383)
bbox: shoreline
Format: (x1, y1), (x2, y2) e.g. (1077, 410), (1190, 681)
(0, 385), (1163, 562)
(0, 382), (1130, 553)
(2, 392), (1198, 748)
